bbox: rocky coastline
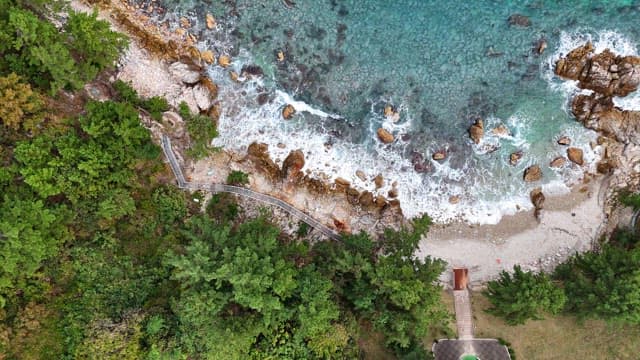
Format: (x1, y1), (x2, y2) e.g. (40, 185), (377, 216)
(74, 0), (640, 283)
(76, 0), (407, 238)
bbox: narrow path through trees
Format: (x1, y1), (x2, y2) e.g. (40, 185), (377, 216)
(161, 135), (342, 241)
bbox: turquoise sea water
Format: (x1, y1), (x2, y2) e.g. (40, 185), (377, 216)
(156, 0), (640, 223)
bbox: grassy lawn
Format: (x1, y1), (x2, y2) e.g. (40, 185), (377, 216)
(452, 291), (640, 360)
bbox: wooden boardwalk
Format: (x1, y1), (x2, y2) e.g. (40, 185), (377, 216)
(453, 289), (474, 340)
(160, 135), (342, 241)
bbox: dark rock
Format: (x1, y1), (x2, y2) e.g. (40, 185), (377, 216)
(557, 136), (572, 145)
(358, 191), (374, 207)
(510, 151), (523, 166)
(241, 64), (264, 77)
(550, 156), (567, 168)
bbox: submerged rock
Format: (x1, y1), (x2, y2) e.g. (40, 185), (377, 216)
(206, 13), (216, 29)
(509, 151), (523, 166)
(377, 128), (394, 143)
(550, 156), (567, 168)
(218, 55), (231, 68)
(567, 147), (584, 165)
(491, 124), (510, 137)
(432, 150), (447, 161)
(523, 165), (542, 182)
(508, 14), (531, 27)
(449, 195), (460, 204)
(201, 50), (215, 64)
(468, 118), (484, 144)
(535, 37), (547, 54)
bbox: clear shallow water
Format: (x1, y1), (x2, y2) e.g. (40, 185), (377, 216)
(158, 0), (640, 224)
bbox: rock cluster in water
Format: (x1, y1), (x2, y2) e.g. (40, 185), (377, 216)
(555, 43), (640, 223)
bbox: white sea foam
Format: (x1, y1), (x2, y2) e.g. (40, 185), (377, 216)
(203, 28), (618, 225)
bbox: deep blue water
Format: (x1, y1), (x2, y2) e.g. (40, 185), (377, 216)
(157, 0), (640, 223)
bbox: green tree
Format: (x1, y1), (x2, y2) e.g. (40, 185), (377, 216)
(0, 196), (69, 308)
(64, 10), (128, 84)
(555, 243), (640, 324)
(484, 265), (566, 325)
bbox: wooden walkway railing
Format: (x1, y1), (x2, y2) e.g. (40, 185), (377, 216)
(161, 135), (342, 241)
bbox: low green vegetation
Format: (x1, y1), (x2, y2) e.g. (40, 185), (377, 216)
(179, 101), (219, 159)
(226, 170), (250, 185)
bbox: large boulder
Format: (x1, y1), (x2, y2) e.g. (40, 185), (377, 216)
(377, 128), (394, 143)
(555, 43), (640, 97)
(523, 165), (542, 182)
(281, 150), (305, 180)
(468, 118), (484, 144)
(549, 156), (567, 168)
(567, 147), (584, 165)
(169, 62), (201, 85)
(193, 83), (214, 111)
(282, 104), (296, 120)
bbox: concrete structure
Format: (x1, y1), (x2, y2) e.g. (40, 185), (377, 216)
(433, 268), (511, 360)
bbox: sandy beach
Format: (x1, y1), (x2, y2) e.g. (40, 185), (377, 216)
(418, 177), (609, 286)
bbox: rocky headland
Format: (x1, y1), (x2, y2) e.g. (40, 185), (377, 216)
(555, 42), (640, 229)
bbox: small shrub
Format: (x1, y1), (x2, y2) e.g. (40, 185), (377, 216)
(142, 96), (169, 121)
(113, 80), (141, 106)
(226, 170), (249, 186)
(206, 193), (239, 223)
(296, 221), (310, 238)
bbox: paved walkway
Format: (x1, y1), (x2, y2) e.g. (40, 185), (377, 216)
(160, 135), (342, 241)
(453, 289), (474, 340)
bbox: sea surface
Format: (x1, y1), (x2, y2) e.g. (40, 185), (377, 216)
(155, 0), (640, 224)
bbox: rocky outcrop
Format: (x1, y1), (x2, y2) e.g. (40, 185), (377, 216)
(377, 128), (394, 143)
(555, 43), (640, 97)
(530, 187), (545, 220)
(524, 165), (542, 182)
(571, 93), (640, 145)
(567, 147), (584, 165)
(282, 150), (305, 180)
(468, 118), (484, 144)
(246, 143), (280, 180)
